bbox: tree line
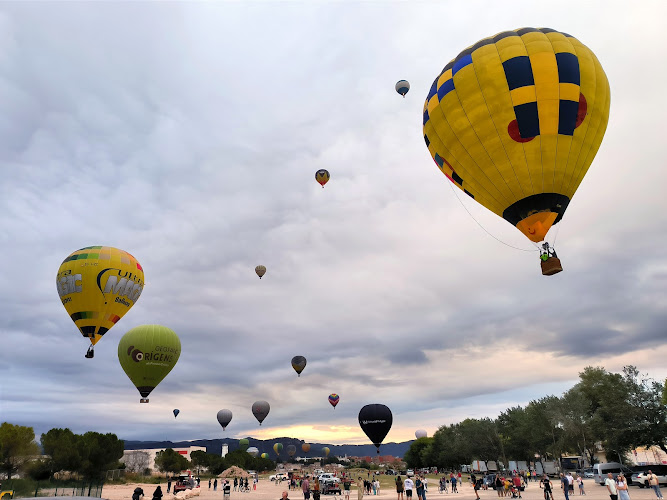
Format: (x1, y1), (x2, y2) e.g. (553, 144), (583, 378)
(0, 424), (123, 480)
(404, 366), (667, 470)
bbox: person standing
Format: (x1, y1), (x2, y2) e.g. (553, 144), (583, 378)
(605, 473), (618, 500)
(357, 477), (365, 500)
(576, 475), (585, 495)
(167, 479), (172, 494)
(647, 471), (664, 499)
(405, 476), (415, 500)
(234, 478), (239, 492)
(513, 474), (523, 499)
(152, 486), (163, 500)
(302, 476), (311, 500)
(375, 478), (381, 496)
(344, 477), (352, 500)
(495, 475), (504, 498)
(616, 474), (630, 500)
(450, 475), (458, 494)
(559, 474), (569, 500)
(396, 475), (405, 500)
(208, 479), (211, 490)
(416, 476), (425, 500)
(214, 479), (218, 491)
(567, 473), (574, 494)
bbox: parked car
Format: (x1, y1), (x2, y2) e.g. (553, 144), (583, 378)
(321, 479), (342, 495)
(632, 467), (667, 488)
(582, 469), (595, 479)
(406, 470), (415, 477)
(385, 470), (397, 476)
(270, 473), (289, 481)
(173, 477), (195, 493)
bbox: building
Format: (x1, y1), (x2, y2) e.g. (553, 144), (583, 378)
(122, 445), (206, 475)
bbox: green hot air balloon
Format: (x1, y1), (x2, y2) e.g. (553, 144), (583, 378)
(261, 452), (269, 459)
(239, 438), (250, 452)
(118, 325), (181, 403)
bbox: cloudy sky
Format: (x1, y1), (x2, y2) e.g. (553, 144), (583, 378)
(1, 1), (666, 449)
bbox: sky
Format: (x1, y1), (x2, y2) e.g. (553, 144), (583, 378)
(1, 1), (666, 449)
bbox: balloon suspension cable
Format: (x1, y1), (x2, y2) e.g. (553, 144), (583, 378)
(447, 180), (538, 253)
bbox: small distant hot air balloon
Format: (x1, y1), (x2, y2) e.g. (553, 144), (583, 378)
(286, 445), (296, 457)
(255, 265), (266, 279)
(273, 443), (283, 456)
(322, 447), (330, 458)
(358, 403), (393, 453)
(302, 443), (311, 453)
(117, 325), (180, 403)
(291, 356), (307, 377)
(58, 246), (145, 358)
(247, 446), (259, 458)
(415, 429), (427, 439)
(395, 80), (410, 97)
(328, 393), (340, 409)
(315, 169), (330, 188)
(239, 438), (250, 452)
(217, 409), (233, 430)
(261, 452), (269, 459)
(173, 409), (180, 418)
(252, 400), (270, 425)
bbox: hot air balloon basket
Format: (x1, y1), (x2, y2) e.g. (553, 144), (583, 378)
(541, 257), (563, 276)
(140, 398), (149, 403)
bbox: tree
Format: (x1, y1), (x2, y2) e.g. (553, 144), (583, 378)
(404, 438), (432, 469)
(76, 432), (124, 480)
(41, 428), (82, 477)
(662, 379), (667, 406)
(123, 451), (151, 474)
(0, 422), (40, 479)
(155, 449), (190, 476)
(190, 450), (209, 476)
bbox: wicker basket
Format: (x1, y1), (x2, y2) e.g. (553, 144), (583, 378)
(541, 257), (563, 276)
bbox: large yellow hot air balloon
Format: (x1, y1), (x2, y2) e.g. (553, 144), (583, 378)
(57, 246), (144, 357)
(423, 28), (610, 274)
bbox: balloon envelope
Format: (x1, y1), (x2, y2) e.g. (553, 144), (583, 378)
(395, 80), (410, 96)
(273, 443), (283, 456)
(415, 429), (427, 439)
(423, 28), (610, 243)
(173, 409), (180, 418)
(315, 169), (330, 187)
(358, 404), (393, 453)
(291, 355), (307, 376)
(247, 447), (259, 457)
(117, 325), (180, 403)
(57, 246), (144, 349)
(255, 265), (266, 279)
(322, 447), (330, 458)
(239, 438), (249, 452)
(217, 409), (233, 430)
(328, 393), (340, 408)
(252, 400), (270, 425)
(302, 443), (311, 453)
(261, 453), (269, 459)
(286, 445), (296, 457)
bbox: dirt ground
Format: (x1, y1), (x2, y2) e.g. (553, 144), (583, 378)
(100, 479), (660, 500)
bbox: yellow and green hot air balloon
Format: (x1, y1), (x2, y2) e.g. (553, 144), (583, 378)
(57, 246), (144, 357)
(118, 325), (181, 403)
(273, 442), (283, 456)
(261, 452), (269, 459)
(423, 28), (610, 274)
(322, 446), (330, 458)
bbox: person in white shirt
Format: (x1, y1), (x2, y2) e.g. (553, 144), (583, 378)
(405, 478), (415, 499)
(605, 473), (618, 500)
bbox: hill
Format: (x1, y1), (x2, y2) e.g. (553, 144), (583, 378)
(123, 437), (413, 458)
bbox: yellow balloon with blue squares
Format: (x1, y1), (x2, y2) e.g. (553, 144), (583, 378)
(423, 28), (610, 244)
(56, 246), (144, 357)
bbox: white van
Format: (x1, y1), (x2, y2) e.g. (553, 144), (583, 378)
(593, 462), (633, 485)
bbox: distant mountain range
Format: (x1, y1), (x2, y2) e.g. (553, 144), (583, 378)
(123, 437), (413, 459)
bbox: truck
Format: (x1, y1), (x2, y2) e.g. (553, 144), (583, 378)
(542, 461), (560, 477)
(472, 460), (488, 473)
